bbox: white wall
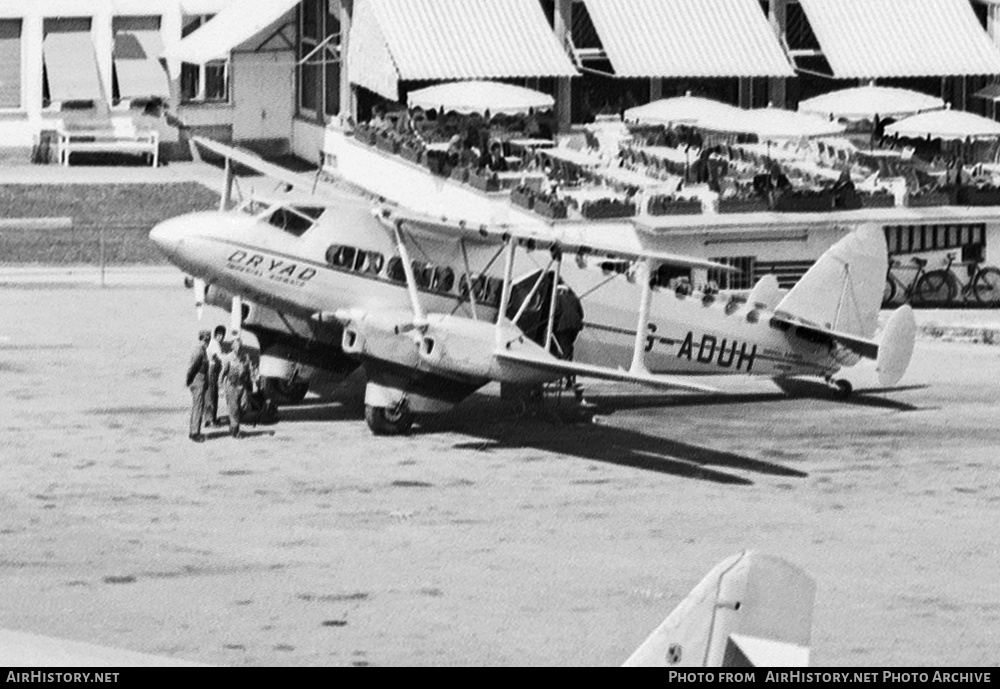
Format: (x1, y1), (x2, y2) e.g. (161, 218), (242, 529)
(292, 117), (326, 163)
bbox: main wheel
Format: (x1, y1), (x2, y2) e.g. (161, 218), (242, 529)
(972, 267), (1000, 306)
(365, 402), (414, 436)
(913, 270), (958, 306)
(261, 377), (309, 405)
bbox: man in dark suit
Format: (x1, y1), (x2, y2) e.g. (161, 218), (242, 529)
(186, 330), (210, 442)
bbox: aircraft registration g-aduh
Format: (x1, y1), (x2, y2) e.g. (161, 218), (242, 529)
(150, 137), (916, 435)
(1, 551), (814, 667)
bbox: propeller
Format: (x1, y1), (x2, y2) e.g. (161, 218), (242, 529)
(230, 295), (243, 334)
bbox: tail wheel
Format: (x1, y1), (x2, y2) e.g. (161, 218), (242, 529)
(883, 277), (897, 307)
(972, 267), (1000, 306)
(365, 402), (414, 436)
(834, 379), (853, 400)
(913, 270), (957, 306)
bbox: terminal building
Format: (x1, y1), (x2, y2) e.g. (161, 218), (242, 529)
(4, 0), (1000, 292)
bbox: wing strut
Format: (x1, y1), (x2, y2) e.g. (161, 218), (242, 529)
(495, 240), (517, 346)
(543, 248), (563, 354)
(221, 156), (236, 211)
(392, 220), (427, 326)
(630, 259), (654, 374)
(459, 239), (480, 322)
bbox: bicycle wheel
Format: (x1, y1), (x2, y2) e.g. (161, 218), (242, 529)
(883, 277), (897, 307)
(913, 270), (958, 306)
(972, 267), (1000, 306)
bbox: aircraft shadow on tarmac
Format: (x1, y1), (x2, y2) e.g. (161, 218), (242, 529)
(585, 379), (927, 414)
(273, 378), (930, 485)
(274, 397), (798, 485)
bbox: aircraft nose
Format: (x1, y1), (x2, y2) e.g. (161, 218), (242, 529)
(149, 216), (195, 256)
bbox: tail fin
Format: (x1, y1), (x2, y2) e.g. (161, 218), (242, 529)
(622, 552), (815, 667)
(775, 225), (887, 339)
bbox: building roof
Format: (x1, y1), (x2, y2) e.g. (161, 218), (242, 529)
(162, 0), (297, 64)
(348, 0), (577, 101)
(582, 0), (794, 78)
(799, 0), (1000, 78)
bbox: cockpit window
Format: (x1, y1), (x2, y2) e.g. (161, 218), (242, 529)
(266, 206), (324, 237)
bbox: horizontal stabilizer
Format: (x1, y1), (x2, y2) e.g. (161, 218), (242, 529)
(771, 314), (879, 360)
(495, 350), (717, 394)
(727, 633), (810, 667)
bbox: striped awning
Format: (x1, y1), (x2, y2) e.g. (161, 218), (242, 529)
(114, 31), (170, 100)
(163, 0), (298, 65)
(348, 0), (577, 101)
(798, 0), (1000, 78)
(43, 32), (104, 103)
(582, 0), (794, 78)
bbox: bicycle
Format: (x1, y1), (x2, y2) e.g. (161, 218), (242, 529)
(883, 256), (930, 306)
(884, 253), (1000, 307)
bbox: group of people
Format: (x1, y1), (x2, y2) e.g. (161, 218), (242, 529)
(368, 103), (555, 174)
(185, 326), (257, 442)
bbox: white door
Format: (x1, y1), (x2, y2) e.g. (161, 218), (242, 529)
(231, 51), (295, 143)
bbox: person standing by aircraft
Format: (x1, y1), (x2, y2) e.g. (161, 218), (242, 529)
(553, 284), (585, 396)
(185, 330), (211, 443)
(220, 335), (255, 439)
(203, 325), (226, 428)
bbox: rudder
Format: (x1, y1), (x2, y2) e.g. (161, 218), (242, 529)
(775, 225), (887, 339)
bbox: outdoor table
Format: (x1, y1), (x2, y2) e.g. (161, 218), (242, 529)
(599, 167), (668, 190)
(496, 171), (547, 191)
(508, 138), (555, 155)
(540, 147), (603, 169)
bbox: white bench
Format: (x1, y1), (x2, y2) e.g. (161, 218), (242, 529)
(58, 124), (159, 167)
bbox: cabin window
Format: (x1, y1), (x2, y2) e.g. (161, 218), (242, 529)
(268, 206), (320, 236)
(411, 261), (433, 289)
(432, 267), (455, 293)
(652, 264), (690, 288)
(387, 257), (406, 283)
(364, 252), (384, 274)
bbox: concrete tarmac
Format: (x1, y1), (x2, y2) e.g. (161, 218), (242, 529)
(1, 284), (998, 666)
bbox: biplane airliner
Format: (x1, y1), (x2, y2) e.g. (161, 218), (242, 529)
(1, 551), (814, 667)
(150, 137), (916, 435)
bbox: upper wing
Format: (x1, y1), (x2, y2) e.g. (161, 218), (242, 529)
(378, 206), (737, 273)
(495, 350), (718, 394)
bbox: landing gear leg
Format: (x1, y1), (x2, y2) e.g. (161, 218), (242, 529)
(365, 400), (414, 436)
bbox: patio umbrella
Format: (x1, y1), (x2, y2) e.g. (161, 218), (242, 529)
(884, 108), (1000, 141)
(407, 81), (554, 116)
(623, 95), (743, 127)
(698, 106), (846, 140)
(798, 85), (944, 120)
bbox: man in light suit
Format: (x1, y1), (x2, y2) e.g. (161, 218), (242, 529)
(186, 330), (211, 442)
